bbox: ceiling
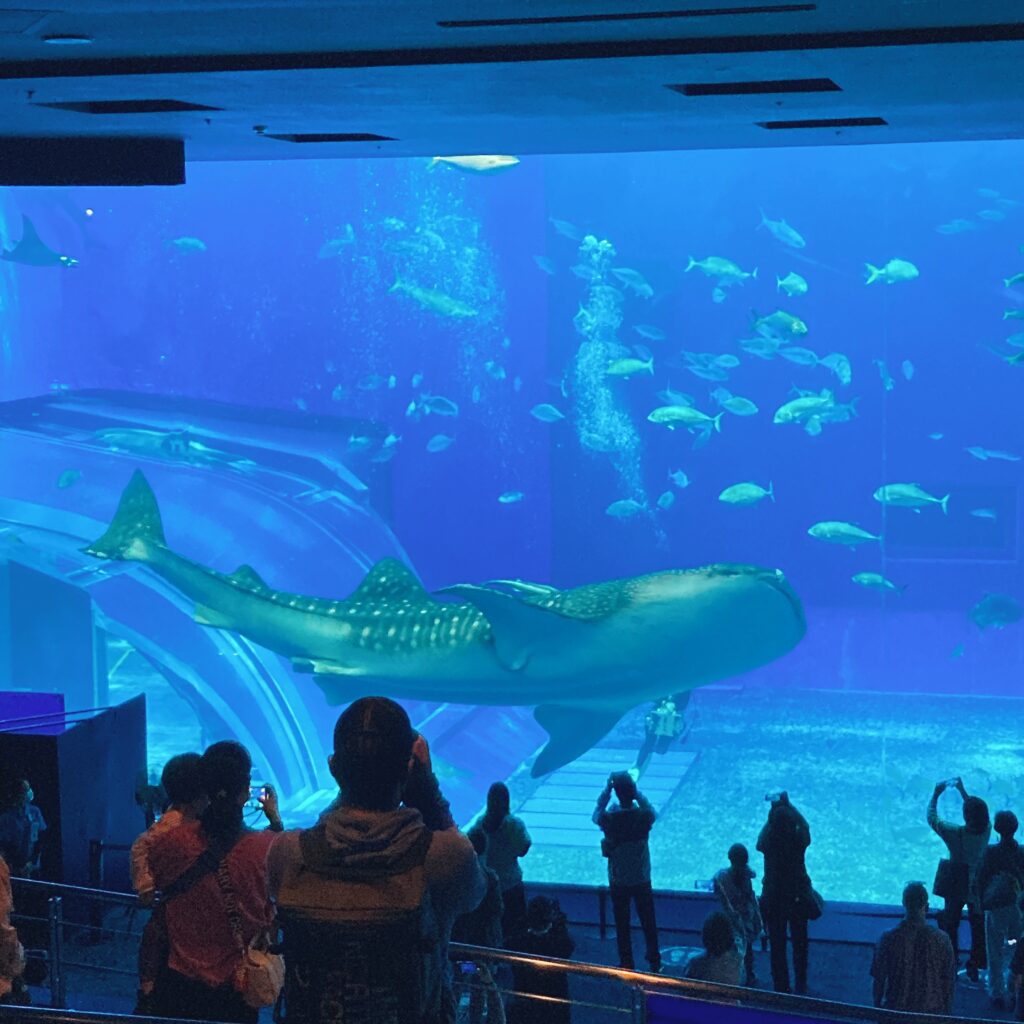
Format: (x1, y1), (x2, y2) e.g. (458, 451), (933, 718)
(0, 1), (1022, 180)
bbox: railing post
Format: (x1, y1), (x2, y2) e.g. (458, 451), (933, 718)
(46, 895), (64, 1009)
(88, 839), (105, 941)
(631, 983), (647, 1024)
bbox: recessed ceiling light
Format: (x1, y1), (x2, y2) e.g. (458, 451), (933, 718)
(41, 34), (94, 46)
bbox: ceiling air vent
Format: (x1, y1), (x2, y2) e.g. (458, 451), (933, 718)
(439, 4), (815, 28)
(757, 116), (887, 129)
(670, 77), (839, 97)
(37, 99), (221, 114)
(265, 133), (394, 143)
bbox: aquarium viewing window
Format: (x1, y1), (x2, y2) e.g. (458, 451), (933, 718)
(0, 138), (1021, 904)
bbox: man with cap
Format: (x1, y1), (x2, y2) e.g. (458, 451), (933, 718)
(269, 697), (485, 1024)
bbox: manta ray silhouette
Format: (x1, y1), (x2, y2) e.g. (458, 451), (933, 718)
(1, 216), (78, 267)
(85, 471), (807, 775)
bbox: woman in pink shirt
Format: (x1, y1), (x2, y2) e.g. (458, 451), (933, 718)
(149, 741), (282, 1023)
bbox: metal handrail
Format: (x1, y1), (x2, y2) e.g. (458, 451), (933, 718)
(8, 878), (999, 1024)
(0, 1006), (219, 1024)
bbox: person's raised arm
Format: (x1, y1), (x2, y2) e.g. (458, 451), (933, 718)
(592, 776), (613, 826)
(927, 780), (956, 841)
(402, 734), (456, 831)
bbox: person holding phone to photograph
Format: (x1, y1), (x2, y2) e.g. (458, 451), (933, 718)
(928, 776), (991, 983)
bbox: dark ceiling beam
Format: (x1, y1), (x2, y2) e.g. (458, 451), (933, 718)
(0, 21), (1023, 80)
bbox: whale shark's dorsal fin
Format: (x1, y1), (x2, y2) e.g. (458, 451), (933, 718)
(439, 583), (590, 671)
(533, 704), (627, 776)
(227, 564), (268, 592)
(349, 559), (428, 603)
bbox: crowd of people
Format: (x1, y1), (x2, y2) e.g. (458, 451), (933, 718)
(0, 705), (1023, 1022)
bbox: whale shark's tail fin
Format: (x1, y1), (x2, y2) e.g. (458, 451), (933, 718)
(84, 470), (166, 561)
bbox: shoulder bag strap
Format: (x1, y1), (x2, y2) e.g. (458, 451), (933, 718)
(156, 835), (236, 905)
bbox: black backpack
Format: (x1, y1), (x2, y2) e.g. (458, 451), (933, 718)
(276, 823), (442, 1024)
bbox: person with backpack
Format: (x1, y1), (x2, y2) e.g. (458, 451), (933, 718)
(505, 896), (574, 1024)
(269, 697), (485, 1024)
(147, 741), (282, 1023)
(593, 772), (660, 973)
(713, 843), (763, 985)
(976, 810), (1024, 1009)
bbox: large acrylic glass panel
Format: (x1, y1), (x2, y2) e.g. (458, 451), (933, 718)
(0, 141), (1021, 903)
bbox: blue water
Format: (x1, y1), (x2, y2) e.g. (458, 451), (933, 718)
(1, 140), (1023, 903)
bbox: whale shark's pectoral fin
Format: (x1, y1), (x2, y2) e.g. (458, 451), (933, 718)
(532, 704), (626, 777)
(438, 583), (587, 671)
(484, 579), (561, 599)
(295, 661), (378, 707)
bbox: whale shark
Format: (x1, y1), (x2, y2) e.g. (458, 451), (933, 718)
(85, 471), (806, 775)
(1, 216), (78, 267)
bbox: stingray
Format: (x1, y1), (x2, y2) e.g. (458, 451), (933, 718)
(1, 216), (78, 267)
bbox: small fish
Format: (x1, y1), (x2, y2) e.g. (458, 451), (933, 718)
(852, 572), (904, 593)
(807, 521), (881, 546)
(606, 499), (645, 519)
(978, 208), (1006, 222)
(57, 469), (82, 489)
(686, 256), (756, 286)
(758, 210), (806, 249)
(484, 360), (506, 381)
(294, 398), (308, 412)
(722, 396), (759, 416)
(950, 642), (966, 659)
(347, 435), (373, 452)
(971, 508), (998, 520)
(819, 352), (852, 386)
(331, 384), (347, 402)
(719, 482), (774, 506)
(647, 406), (723, 432)
(978, 187), (1001, 199)
(873, 359), (895, 391)
(780, 346), (818, 367)
(426, 434), (455, 453)
(935, 219), (976, 235)
(739, 337), (781, 360)
(752, 309), (807, 340)
(571, 263), (600, 282)
(471, 385), (482, 404)
(1004, 310), (1024, 320)
(411, 373), (424, 387)
(658, 388), (693, 407)
(531, 403), (565, 423)
(419, 394), (460, 417)
(686, 364), (730, 382)
(358, 374), (390, 391)
(634, 324), (666, 341)
(430, 154), (519, 173)
(668, 470), (690, 489)
(776, 271), (808, 297)
(712, 287), (727, 304)
(928, 432), (944, 441)
(389, 278), (478, 318)
(317, 225), (355, 257)
(901, 360), (915, 381)
(550, 217), (582, 240)
(611, 267), (654, 298)
(713, 354), (740, 369)
(498, 491), (524, 504)
(656, 490), (675, 511)
(169, 236), (206, 252)
(874, 483), (949, 515)
(1005, 272), (1024, 288)
(965, 446), (1021, 461)
(513, 376), (523, 393)
(606, 356), (654, 378)
(865, 258), (919, 285)
(970, 593), (1023, 630)
(532, 255), (556, 275)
